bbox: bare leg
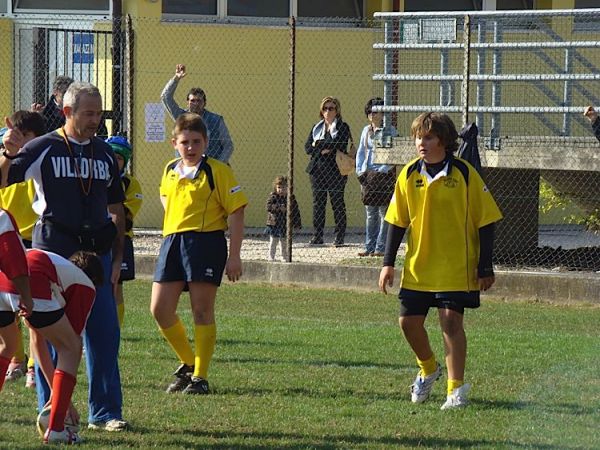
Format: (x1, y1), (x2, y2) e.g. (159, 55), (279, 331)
(150, 281), (186, 329)
(398, 315), (433, 361)
(438, 308), (466, 381)
(0, 320), (18, 360)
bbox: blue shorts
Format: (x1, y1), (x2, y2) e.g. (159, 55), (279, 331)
(118, 236), (135, 283)
(398, 288), (480, 316)
(154, 231), (227, 286)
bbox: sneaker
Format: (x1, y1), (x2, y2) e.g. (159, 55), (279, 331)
(87, 419), (128, 432)
(333, 239), (344, 247)
(166, 363), (194, 393)
(308, 236), (324, 245)
(182, 377), (210, 395)
(25, 367), (36, 389)
(410, 363), (442, 403)
(5, 360), (27, 381)
(43, 428), (82, 444)
(373, 252), (385, 257)
(440, 383), (471, 410)
(357, 251), (373, 257)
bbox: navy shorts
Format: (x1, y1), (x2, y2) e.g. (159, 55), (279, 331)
(154, 231), (227, 286)
(119, 236), (135, 283)
(398, 288), (480, 316)
(0, 310), (15, 327)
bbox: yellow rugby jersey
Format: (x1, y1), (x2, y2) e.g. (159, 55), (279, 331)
(0, 180), (37, 241)
(160, 156), (248, 236)
(385, 156), (502, 292)
(122, 174), (143, 239)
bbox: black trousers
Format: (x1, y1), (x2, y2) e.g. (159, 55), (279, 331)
(310, 172), (347, 242)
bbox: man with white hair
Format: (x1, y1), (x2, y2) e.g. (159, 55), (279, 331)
(0, 81), (128, 431)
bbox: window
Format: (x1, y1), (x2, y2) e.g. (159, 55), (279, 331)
(496, 0), (534, 9)
(13, 0), (109, 10)
(404, 0), (481, 11)
(162, 0), (364, 19)
(162, 0), (216, 15)
(228, 0), (288, 17)
(298, 0), (362, 18)
(575, 0), (600, 7)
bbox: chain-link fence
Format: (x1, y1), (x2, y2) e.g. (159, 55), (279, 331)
(372, 9), (600, 271)
(1, 10), (598, 271)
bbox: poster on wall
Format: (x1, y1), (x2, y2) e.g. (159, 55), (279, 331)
(145, 103), (165, 142)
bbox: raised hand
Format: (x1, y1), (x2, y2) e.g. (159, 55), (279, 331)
(174, 64), (187, 80)
(2, 117), (24, 154)
(31, 102), (44, 113)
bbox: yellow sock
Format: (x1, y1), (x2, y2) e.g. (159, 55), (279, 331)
(14, 320), (25, 362)
(117, 303), (125, 328)
(416, 355), (437, 377)
(27, 356), (35, 369)
(448, 379), (464, 395)
(193, 324), (216, 379)
(159, 317), (195, 367)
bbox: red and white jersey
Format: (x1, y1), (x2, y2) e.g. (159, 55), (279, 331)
(0, 249), (96, 334)
(0, 208), (28, 280)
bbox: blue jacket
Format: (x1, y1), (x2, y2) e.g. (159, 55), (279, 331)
(161, 77), (234, 163)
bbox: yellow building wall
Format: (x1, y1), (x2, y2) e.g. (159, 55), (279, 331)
(0, 19), (13, 116)
(130, 18), (375, 229)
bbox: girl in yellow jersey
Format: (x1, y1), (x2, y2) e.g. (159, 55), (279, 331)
(379, 112), (502, 410)
(150, 113), (247, 395)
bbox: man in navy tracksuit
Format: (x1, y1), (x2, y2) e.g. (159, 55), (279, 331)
(0, 81), (128, 431)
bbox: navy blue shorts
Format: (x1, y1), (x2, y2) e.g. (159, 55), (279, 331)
(154, 231), (227, 286)
(398, 288), (480, 316)
(119, 236), (135, 283)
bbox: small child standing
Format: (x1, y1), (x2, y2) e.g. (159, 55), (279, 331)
(265, 176), (301, 262)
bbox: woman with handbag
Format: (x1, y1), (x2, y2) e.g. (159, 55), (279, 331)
(355, 97), (397, 257)
(304, 96), (352, 247)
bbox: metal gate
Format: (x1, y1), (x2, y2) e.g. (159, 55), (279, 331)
(15, 23), (124, 136)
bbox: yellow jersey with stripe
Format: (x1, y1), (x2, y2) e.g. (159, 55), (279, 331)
(0, 180), (37, 241)
(122, 174), (143, 239)
(385, 156), (502, 292)
(160, 156), (248, 236)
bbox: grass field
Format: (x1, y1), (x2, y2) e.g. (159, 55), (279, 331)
(1, 280), (599, 449)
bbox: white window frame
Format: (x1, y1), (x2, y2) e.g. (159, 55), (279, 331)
(0, 0), (111, 16)
(162, 0), (365, 21)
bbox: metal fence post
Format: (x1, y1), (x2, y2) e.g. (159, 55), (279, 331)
(462, 14), (471, 128)
(285, 16), (296, 263)
(562, 47), (573, 136)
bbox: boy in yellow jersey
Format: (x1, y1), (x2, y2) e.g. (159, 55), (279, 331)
(150, 113), (247, 394)
(0, 111), (46, 388)
(379, 112), (502, 409)
(105, 136), (143, 328)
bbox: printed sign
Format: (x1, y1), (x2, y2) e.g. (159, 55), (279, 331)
(73, 33), (94, 64)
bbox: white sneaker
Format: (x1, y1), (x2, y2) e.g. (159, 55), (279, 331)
(440, 383), (471, 410)
(43, 428), (82, 444)
(410, 363), (442, 403)
(88, 419), (128, 432)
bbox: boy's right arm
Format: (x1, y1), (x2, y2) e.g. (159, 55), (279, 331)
(379, 224), (406, 294)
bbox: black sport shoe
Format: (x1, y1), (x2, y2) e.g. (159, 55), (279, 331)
(166, 363), (194, 393)
(308, 236), (324, 245)
(182, 377), (210, 395)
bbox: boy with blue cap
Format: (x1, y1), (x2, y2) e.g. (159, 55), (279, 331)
(105, 136), (143, 328)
